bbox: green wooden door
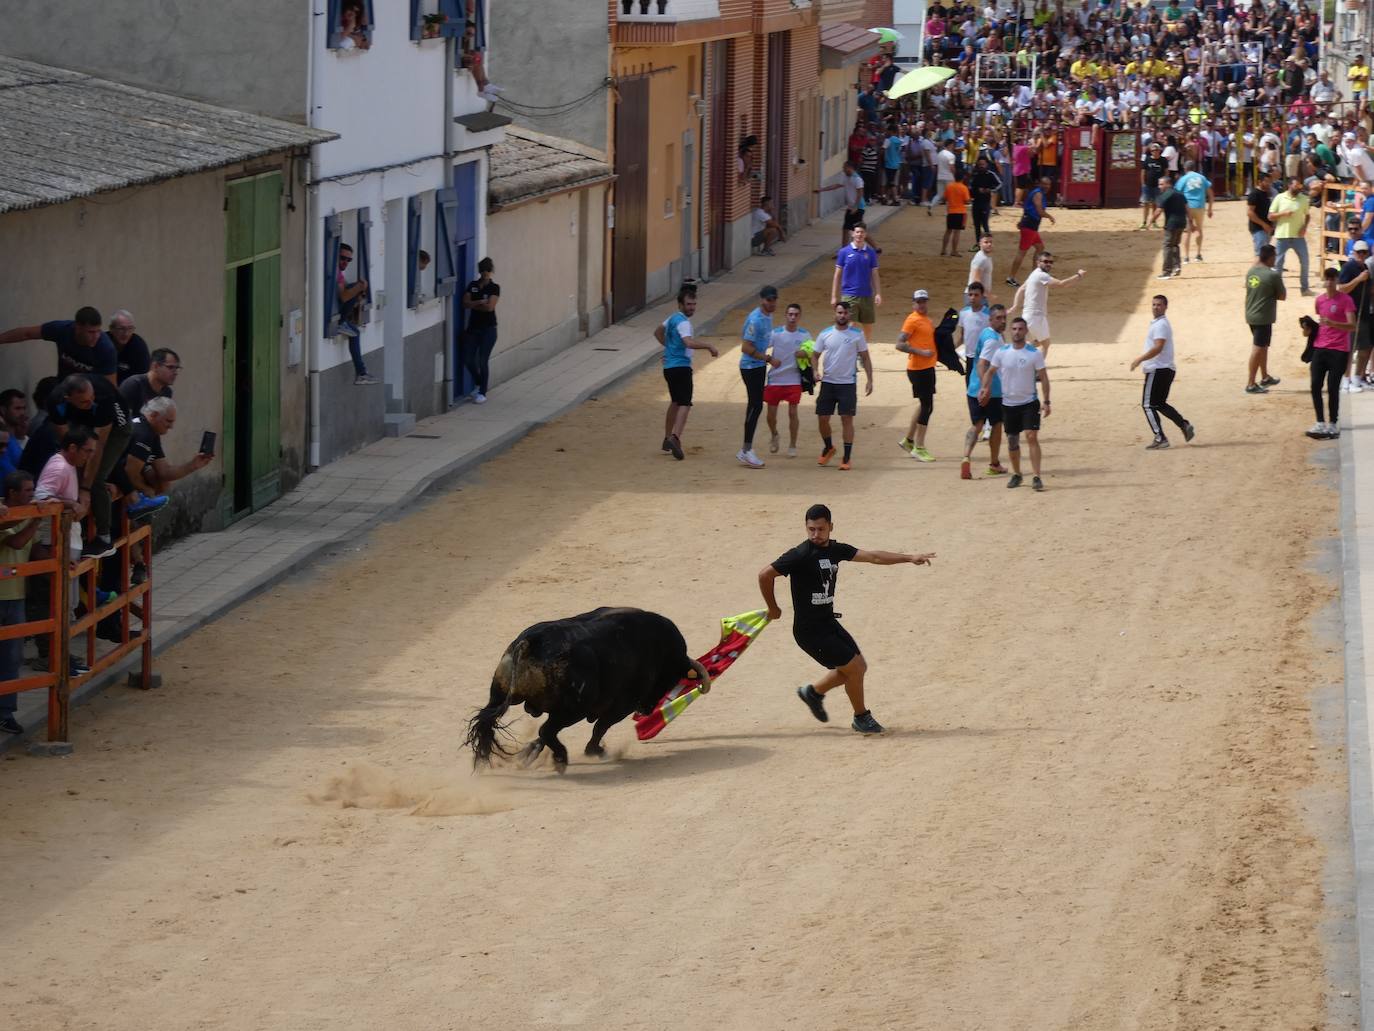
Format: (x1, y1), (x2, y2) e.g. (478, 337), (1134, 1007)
(221, 172), (283, 523)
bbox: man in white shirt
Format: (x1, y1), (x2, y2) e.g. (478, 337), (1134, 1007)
(978, 317), (1051, 491)
(1129, 294), (1196, 449)
(814, 161), (866, 245)
(1009, 251), (1085, 360)
(968, 234), (994, 301)
(750, 196), (783, 256)
(764, 302), (811, 458)
(954, 282), (992, 365)
(812, 302), (873, 471)
(929, 141), (957, 212)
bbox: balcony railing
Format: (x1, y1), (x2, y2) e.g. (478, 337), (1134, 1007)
(618, 0), (721, 21)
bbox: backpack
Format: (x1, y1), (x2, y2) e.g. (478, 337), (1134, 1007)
(934, 308), (966, 374)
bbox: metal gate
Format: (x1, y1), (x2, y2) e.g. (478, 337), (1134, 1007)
(612, 75), (649, 321)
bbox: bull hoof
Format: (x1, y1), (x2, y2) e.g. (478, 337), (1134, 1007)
(552, 758), (568, 775)
(517, 740), (545, 768)
(584, 742), (605, 758)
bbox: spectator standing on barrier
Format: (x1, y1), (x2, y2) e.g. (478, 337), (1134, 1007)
(1247, 170), (1276, 256)
(118, 398), (212, 511)
(0, 389), (28, 479)
(34, 427), (94, 561)
(45, 375), (132, 560)
(119, 347), (179, 413)
(0, 307), (117, 383)
(0, 470), (38, 735)
(462, 257), (500, 404)
(107, 310), (151, 384)
(1245, 243), (1287, 394)
(1271, 176), (1313, 296)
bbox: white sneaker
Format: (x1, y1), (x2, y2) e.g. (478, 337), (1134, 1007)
(979, 423), (991, 441)
(1307, 422), (1329, 439)
(1328, 422), (1341, 438)
(1351, 379), (1365, 393)
(786, 446), (798, 458)
(1341, 377), (1352, 393)
(737, 448), (765, 468)
(769, 432), (780, 454)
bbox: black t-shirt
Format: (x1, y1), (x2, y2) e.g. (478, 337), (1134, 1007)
(46, 374), (130, 431)
(771, 540), (859, 626)
(1247, 185), (1272, 224)
(115, 333), (152, 383)
(1158, 188), (1189, 230)
(118, 374), (172, 415)
(1339, 257), (1371, 314)
(465, 279), (500, 331)
(40, 321), (118, 379)
(124, 418), (166, 467)
(1142, 156), (1167, 188)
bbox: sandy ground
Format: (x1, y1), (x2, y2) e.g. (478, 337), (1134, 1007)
(0, 205), (1354, 1030)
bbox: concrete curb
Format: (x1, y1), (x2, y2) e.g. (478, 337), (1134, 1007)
(1339, 412), (1373, 1031)
(2, 203), (901, 754)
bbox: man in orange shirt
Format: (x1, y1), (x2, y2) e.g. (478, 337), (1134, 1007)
(897, 289), (939, 462)
(941, 169), (972, 257)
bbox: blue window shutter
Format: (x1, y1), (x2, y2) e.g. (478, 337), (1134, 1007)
(474, 0), (485, 50)
(435, 188), (459, 296)
(438, 0), (464, 37)
(454, 161), (478, 242)
(323, 214), (342, 336)
(326, 0), (342, 48)
(407, 196), (422, 308)
(356, 207), (373, 326)
(363, 0), (376, 44)
(410, 0), (422, 40)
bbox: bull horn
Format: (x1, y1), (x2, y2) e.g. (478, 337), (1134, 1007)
(689, 658), (712, 695)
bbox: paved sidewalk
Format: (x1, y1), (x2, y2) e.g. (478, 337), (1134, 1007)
(1339, 400), (1374, 1030)
(8, 203), (898, 742)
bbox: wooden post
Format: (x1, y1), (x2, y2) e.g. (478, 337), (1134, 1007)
(49, 510), (70, 744)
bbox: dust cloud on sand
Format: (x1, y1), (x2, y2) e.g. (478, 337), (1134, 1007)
(309, 762), (512, 816)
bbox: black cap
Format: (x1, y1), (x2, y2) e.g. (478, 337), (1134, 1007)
(759, 285), (779, 300)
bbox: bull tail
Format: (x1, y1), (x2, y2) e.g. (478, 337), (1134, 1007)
(689, 657), (712, 695)
(464, 645), (522, 767)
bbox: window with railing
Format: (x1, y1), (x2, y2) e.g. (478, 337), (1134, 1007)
(326, 0), (375, 51)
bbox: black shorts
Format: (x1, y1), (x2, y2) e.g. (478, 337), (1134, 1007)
(1015, 172), (1035, 189)
(843, 208), (864, 234)
(817, 381), (858, 416)
(967, 394), (1003, 424)
(1249, 323), (1273, 349)
(794, 621), (860, 669)
(663, 366), (693, 406)
(908, 367), (937, 398)
(1002, 400), (1041, 435)
(946, 213), (966, 231)
(884, 166), (900, 185)
(1357, 316), (1373, 352)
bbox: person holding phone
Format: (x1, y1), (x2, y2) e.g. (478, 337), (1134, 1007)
(117, 398), (212, 512)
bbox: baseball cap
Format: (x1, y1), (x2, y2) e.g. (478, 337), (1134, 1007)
(759, 285), (778, 300)
(913, 289), (930, 301)
(1356, 241), (1371, 253)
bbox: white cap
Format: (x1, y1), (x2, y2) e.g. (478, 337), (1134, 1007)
(913, 289), (930, 300)
(1356, 240), (1371, 253)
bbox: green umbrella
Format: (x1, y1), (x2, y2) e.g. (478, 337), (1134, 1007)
(868, 27), (904, 45)
(887, 65), (956, 100)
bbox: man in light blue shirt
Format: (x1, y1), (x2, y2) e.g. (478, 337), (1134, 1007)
(961, 304), (1008, 479)
(737, 285), (779, 468)
(1174, 161), (1213, 264)
(883, 128), (904, 205)
(654, 287), (718, 461)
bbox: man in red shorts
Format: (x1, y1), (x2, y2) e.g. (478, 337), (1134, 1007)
(763, 302), (811, 457)
(1006, 175), (1056, 287)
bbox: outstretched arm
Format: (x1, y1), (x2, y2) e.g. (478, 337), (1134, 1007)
(0, 325), (43, 346)
(851, 550), (935, 565)
(1052, 270), (1086, 287)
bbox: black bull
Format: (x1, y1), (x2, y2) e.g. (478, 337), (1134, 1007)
(464, 607), (711, 771)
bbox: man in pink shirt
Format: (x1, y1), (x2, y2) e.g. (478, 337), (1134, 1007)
(1012, 136), (1036, 206)
(35, 427), (95, 556)
(1308, 266), (1358, 439)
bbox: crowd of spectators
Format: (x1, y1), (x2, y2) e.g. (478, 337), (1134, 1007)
(846, 0), (1369, 215)
(0, 306), (211, 734)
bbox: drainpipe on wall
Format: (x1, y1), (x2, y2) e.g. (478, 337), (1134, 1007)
(306, 8), (323, 469)
(442, 35), (456, 406)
